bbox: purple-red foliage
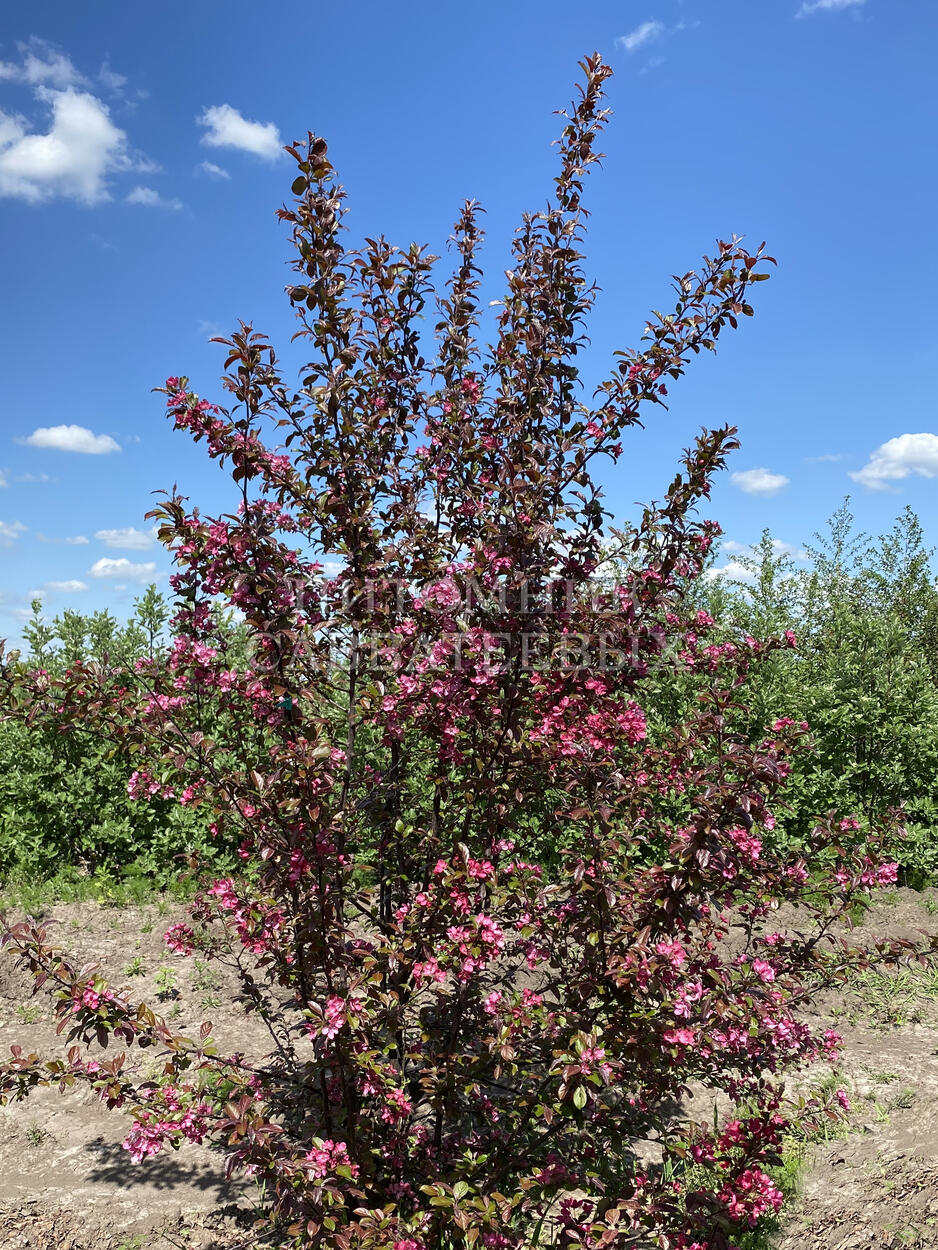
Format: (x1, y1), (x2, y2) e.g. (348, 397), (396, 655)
(2, 55), (933, 1250)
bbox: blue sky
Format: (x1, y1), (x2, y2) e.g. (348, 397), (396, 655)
(1, 0), (936, 640)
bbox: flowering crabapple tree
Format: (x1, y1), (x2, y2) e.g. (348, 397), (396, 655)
(1, 55), (932, 1250)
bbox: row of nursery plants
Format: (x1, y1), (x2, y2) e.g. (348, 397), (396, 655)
(6, 501), (938, 891)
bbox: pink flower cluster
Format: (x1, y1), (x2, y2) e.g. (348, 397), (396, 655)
(528, 674), (646, 760)
(305, 1138), (358, 1179)
(719, 1167), (784, 1226)
(163, 923), (195, 956)
(127, 769), (175, 801)
(122, 1097), (210, 1163)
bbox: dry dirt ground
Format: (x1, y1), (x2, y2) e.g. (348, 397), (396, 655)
(0, 891), (937, 1249)
(0, 898), (268, 1250)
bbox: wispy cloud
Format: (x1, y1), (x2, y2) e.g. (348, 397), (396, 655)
(97, 60), (127, 95)
(126, 185), (183, 210)
(0, 519), (26, 547)
(796, 0), (864, 17)
(850, 433), (938, 490)
(616, 20), (665, 52)
(20, 424), (120, 454)
(730, 467), (790, 496)
(36, 532), (89, 545)
(0, 38), (86, 90)
(615, 17), (699, 71)
(197, 104), (281, 160)
(198, 160), (230, 180)
(0, 589), (33, 622)
(722, 538), (808, 560)
(41, 579), (89, 593)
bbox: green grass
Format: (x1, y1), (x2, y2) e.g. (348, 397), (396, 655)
(735, 1138), (808, 1250)
(864, 1067), (899, 1084)
(0, 864), (196, 914)
(889, 1086), (916, 1111)
(848, 966), (938, 1028)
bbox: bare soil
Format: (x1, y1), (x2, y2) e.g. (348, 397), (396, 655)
(0, 899), (269, 1249)
(0, 890), (937, 1249)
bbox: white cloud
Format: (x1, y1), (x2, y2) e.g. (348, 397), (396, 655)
(197, 104), (281, 160)
(805, 452), (843, 463)
(616, 20), (665, 52)
(14, 471), (53, 482)
(95, 526), (154, 550)
(0, 39), (86, 90)
(97, 61), (127, 94)
(0, 519), (26, 546)
(730, 467), (790, 496)
(36, 531), (88, 545)
(0, 470), (6, 487)
(126, 185), (182, 210)
(89, 557), (157, 582)
(704, 561), (757, 583)
(797, 0), (863, 14)
(722, 538), (807, 560)
(770, 538), (806, 559)
(199, 160), (230, 180)
(0, 590), (32, 621)
(43, 579), (88, 593)
(850, 432), (938, 490)
(0, 45), (150, 202)
(22, 424), (120, 454)
(0, 87), (129, 204)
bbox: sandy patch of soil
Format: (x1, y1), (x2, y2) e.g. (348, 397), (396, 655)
(0, 889), (936, 1248)
(0, 899), (270, 1248)
(776, 889), (938, 1248)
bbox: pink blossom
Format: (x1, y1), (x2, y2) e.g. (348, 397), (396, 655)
(655, 939), (686, 969)
(663, 1027), (696, 1047)
(751, 959), (776, 984)
(305, 1138), (358, 1179)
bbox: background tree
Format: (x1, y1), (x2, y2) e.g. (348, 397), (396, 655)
(0, 586), (224, 884)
